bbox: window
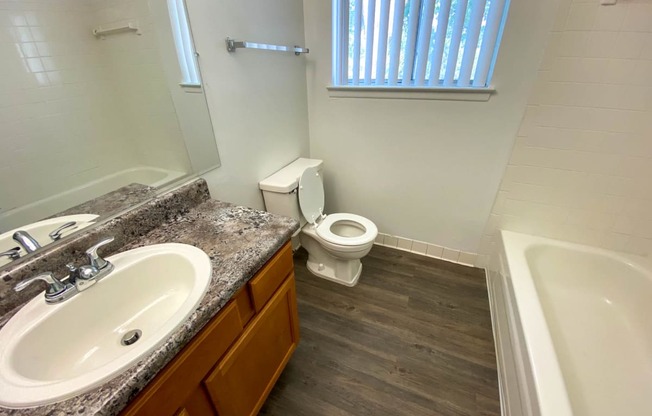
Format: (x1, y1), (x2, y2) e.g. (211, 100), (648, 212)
(167, 0), (201, 88)
(332, 0), (510, 91)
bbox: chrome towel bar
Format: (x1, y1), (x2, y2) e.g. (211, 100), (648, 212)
(225, 37), (309, 55)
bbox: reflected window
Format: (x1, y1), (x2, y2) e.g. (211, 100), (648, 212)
(167, 0), (201, 87)
(10, 11), (59, 87)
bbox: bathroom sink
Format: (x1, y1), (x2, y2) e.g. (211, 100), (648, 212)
(0, 243), (212, 408)
(0, 214), (99, 266)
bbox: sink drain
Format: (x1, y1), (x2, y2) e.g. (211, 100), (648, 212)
(121, 329), (142, 346)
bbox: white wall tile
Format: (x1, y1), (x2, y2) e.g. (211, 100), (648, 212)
(383, 235), (398, 248)
(411, 241), (428, 255)
(556, 31), (591, 57)
(593, 3), (626, 32)
(0, 0), (191, 216)
(565, 3), (598, 31)
(442, 248), (461, 262)
(482, 0), (652, 260)
(396, 237), (412, 251)
(640, 32), (652, 59)
(458, 251), (477, 267)
(613, 32), (647, 59)
(475, 254), (490, 269)
(622, 3), (652, 33)
(426, 244), (444, 258)
(373, 232), (480, 269)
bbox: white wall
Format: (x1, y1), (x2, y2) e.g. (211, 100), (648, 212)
(147, 0), (221, 175)
(187, 0), (310, 210)
(481, 0), (652, 265)
(303, 0), (561, 253)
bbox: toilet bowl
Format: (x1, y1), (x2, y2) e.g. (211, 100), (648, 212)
(300, 212), (377, 286)
(259, 158), (378, 286)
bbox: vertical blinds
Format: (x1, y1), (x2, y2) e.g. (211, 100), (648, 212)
(334, 0), (509, 88)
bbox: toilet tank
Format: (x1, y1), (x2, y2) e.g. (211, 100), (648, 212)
(259, 158), (323, 227)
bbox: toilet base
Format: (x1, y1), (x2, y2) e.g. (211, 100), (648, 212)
(306, 255), (362, 287)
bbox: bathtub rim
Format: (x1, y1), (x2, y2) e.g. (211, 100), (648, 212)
(498, 230), (652, 416)
(499, 230), (572, 416)
(0, 166), (187, 233)
(499, 230), (652, 416)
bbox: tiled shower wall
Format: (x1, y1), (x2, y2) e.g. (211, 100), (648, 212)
(480, 0), (652, 265)
(90, 0), (191, 172)
(0, 0), (137, 211)
(0, 0), (189, 214)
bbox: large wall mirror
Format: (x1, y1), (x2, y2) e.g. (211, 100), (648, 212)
(0, 0), (220, 268)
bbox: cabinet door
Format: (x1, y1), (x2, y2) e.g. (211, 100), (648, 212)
(175, 387), (216, 416)
(205, 274), (299, 416)
(121, 301), (243, 416)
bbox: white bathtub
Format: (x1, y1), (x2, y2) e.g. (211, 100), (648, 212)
(487, 230), (652, 416)
(0, 167), (187, 232)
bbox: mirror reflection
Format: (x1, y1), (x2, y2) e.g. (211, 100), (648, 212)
(0, 0), (220, 266)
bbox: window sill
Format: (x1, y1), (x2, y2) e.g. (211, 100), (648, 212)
(327, 85), (494, 101)
(180, 83), (203, 93)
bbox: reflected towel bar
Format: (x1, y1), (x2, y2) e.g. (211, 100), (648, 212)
(93, 22), (141, 38)
(225, 38), (309, 55)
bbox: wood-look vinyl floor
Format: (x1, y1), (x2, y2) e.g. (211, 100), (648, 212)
(260, 245), (500, 416)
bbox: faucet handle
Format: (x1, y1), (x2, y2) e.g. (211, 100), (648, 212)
(49, 221), (78, 241)
(15, 272), (76, 304)
(85, 236), (114, 270)
(0, 247), (21, 261)
(15, 272), (66, 295)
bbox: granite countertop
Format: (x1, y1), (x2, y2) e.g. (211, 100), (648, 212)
(46, 183), (157, 220)
(0, 198), (299, 416)
(0, 184), (159, 277)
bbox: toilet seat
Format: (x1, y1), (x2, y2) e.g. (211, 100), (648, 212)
(297, 166), (377, 249)
(316, 213), (378, 246)
(298, 167), (325, 224)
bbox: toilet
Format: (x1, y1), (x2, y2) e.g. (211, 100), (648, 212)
(259, 158), (378, 286)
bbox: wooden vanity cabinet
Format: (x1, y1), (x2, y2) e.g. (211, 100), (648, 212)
(204, 275), (299, 415)
(121, 242), (297, 416)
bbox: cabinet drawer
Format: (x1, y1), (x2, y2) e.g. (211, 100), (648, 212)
(233, 284), (255, 327)
(121, 301), (243, 416)
(205, 274), (300, 416)
(248, 242), (293, 312)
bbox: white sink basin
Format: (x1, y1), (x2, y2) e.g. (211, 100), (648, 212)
(0, 243), (212, 408)
(0, 214), (99, 267)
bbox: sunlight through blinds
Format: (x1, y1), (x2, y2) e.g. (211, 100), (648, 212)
(335, 0), (510, 88)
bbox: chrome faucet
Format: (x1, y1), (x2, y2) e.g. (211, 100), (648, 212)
(13, 236), (115, 304)
(66, 236), (115, 292)
(0, 247), (21, 261)
(12, 230), (41, 253)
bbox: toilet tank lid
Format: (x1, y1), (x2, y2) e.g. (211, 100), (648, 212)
(259, 158), (323, 193)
